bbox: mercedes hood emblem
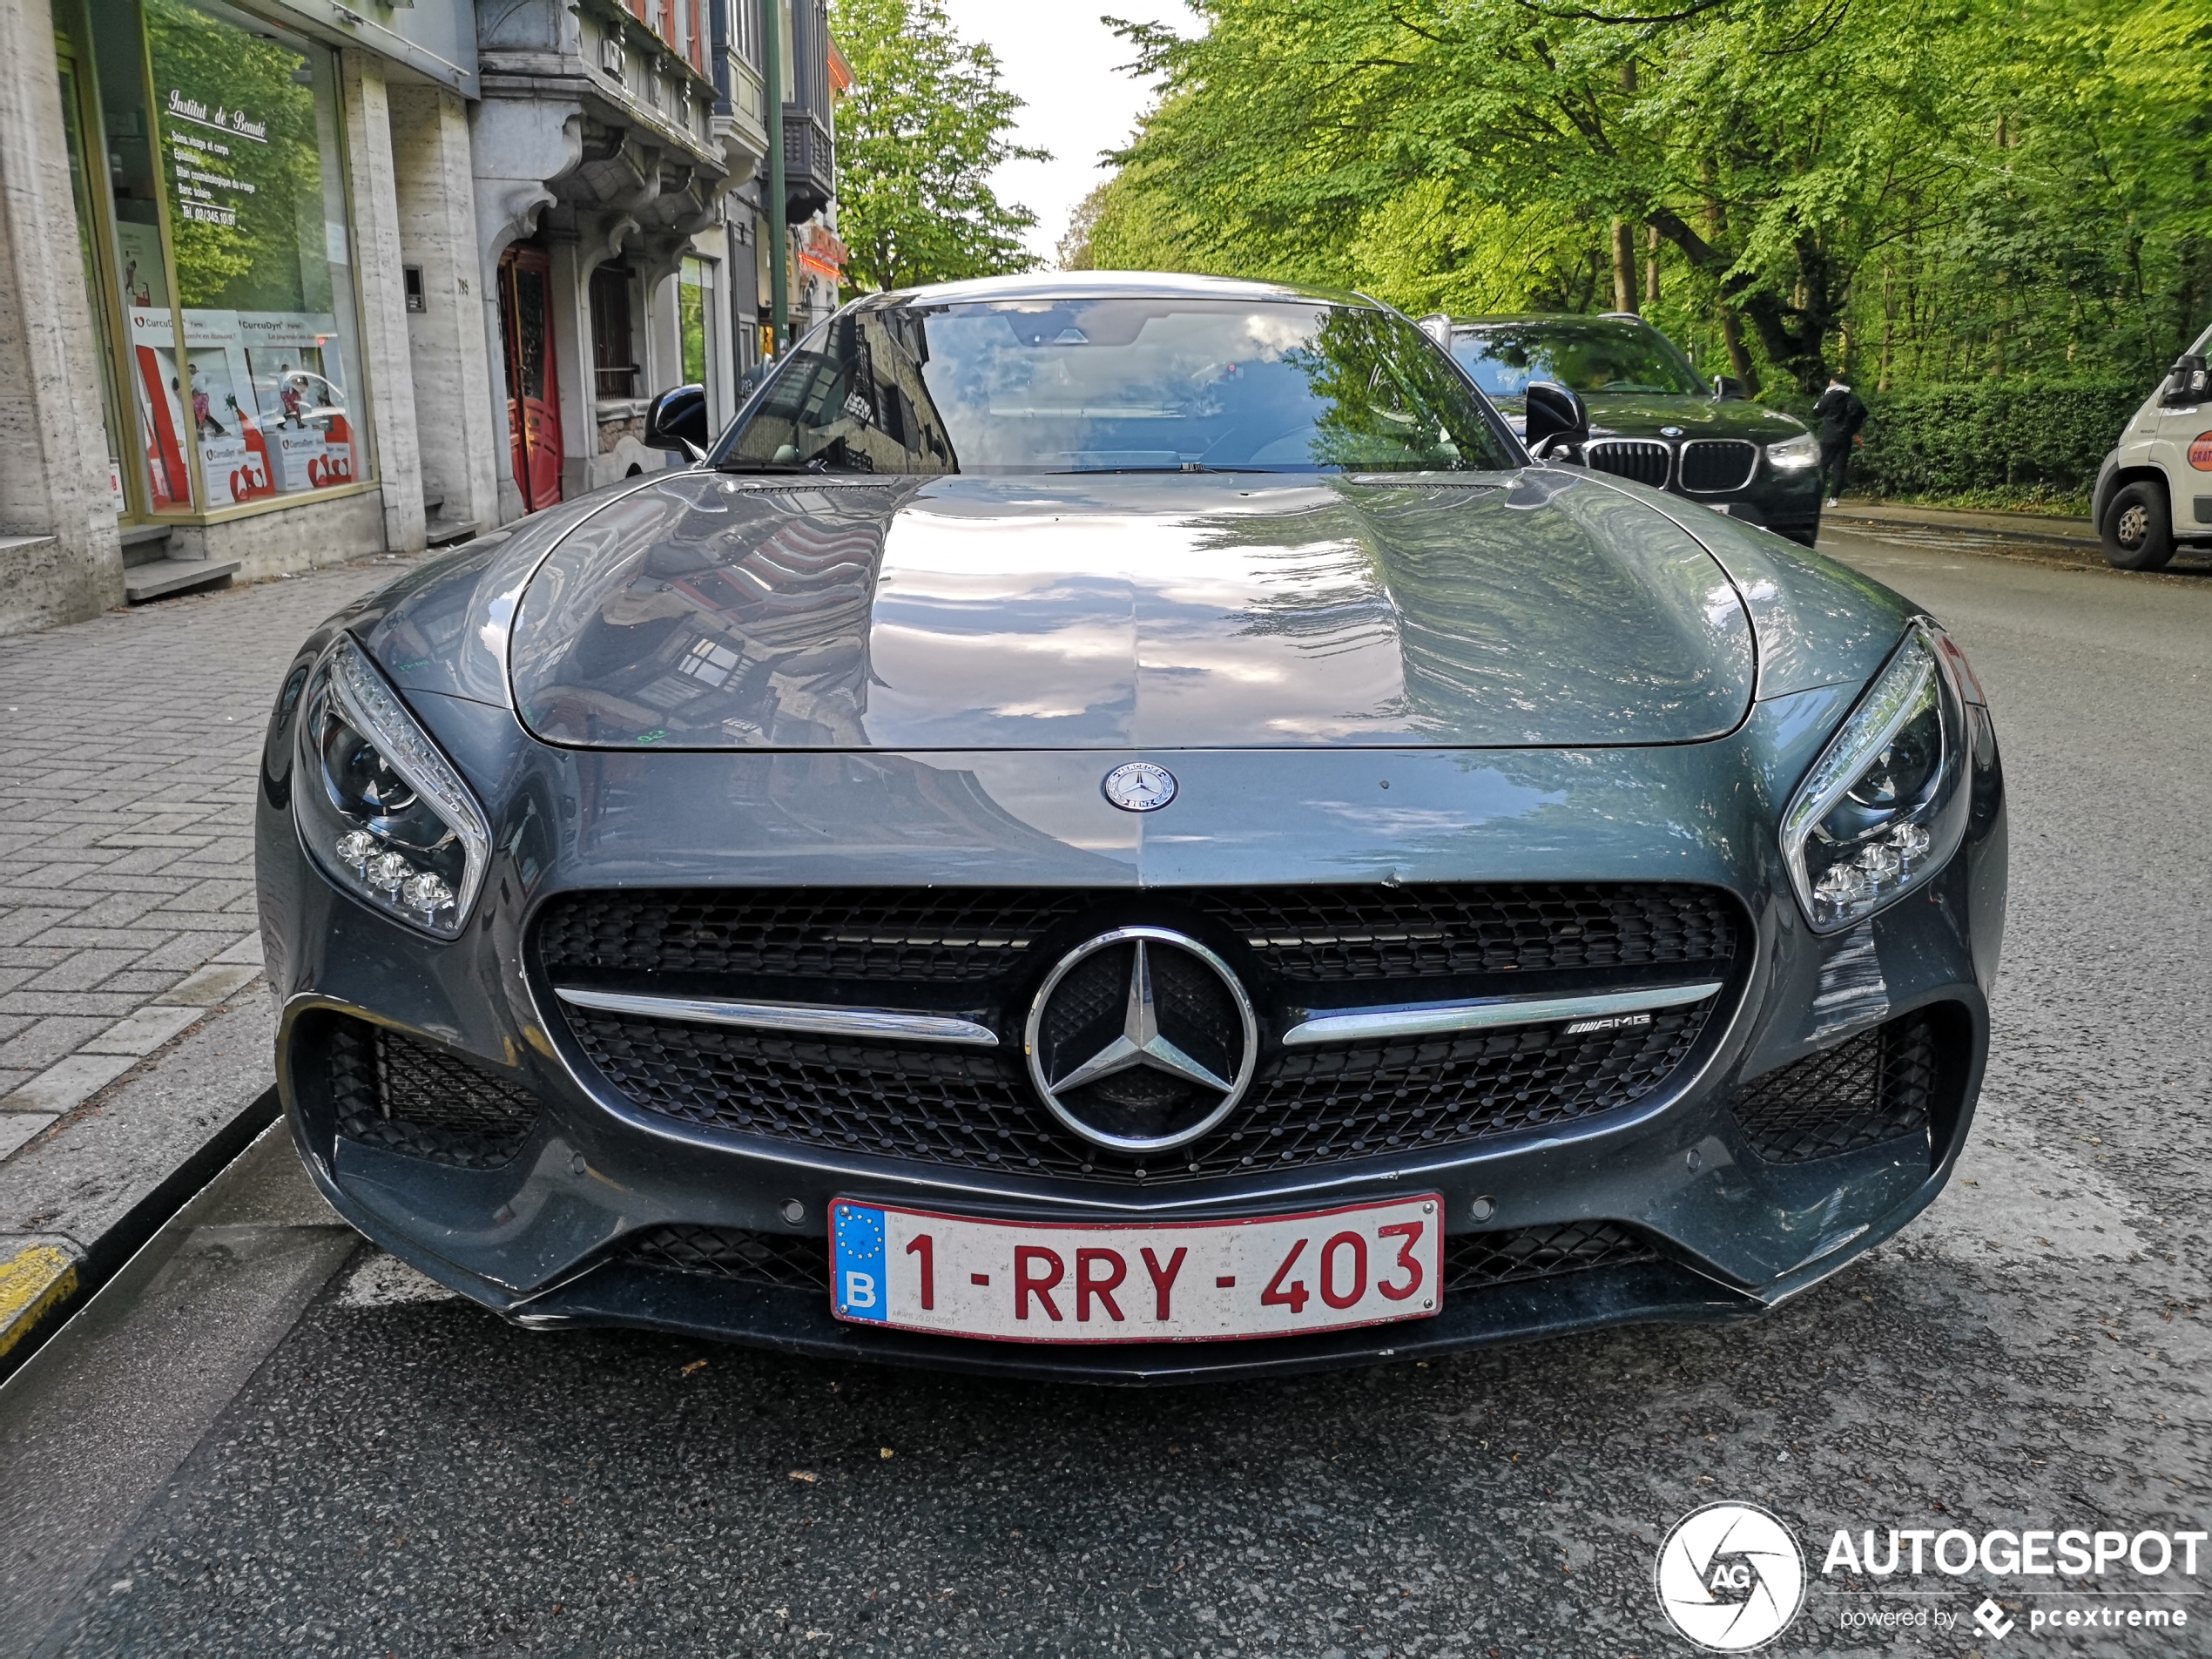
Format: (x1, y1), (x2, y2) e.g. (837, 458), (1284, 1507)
(1102, 761), (1177, 813)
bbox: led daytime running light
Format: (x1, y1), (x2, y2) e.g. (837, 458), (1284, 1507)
(303, 636), (491, 936)
(1781, 620), (1969, 933)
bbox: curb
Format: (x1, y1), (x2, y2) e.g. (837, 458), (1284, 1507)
(0, 1244), (75, 1361)
(0, 1085), (280, 1385)
(1824, 505), (2099, 550)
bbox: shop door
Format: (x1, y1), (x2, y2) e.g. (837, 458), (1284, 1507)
(499, 246), (562, 510)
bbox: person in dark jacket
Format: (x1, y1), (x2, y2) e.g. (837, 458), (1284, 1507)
(1812, 374), (1868, 505)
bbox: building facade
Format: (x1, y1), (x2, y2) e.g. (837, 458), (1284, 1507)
(0, 0), (840, 637)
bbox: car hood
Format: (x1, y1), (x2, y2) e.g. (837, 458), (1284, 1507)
(494, 469), (1755, 752)
(1493, 394), (1807, 443)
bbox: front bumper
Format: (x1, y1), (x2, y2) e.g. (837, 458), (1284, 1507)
(258, 682), (2006, 1384)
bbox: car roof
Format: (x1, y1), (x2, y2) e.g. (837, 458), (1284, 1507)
(863, 270), (1379, 309)
(1449, 313), (1656, 329)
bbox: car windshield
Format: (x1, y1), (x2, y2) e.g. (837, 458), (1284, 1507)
(715, 298), (1519, 475)
(1450, 320), (1704, 399)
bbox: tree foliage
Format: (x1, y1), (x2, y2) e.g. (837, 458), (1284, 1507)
(830, 0), (1049, 293)
(1068, 0), (2212, 395)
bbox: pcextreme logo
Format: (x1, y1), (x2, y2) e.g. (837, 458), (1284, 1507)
(1655, 1502), (1808, 1651)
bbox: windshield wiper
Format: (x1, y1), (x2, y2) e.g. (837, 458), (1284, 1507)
(1047, 462), (1235, 475)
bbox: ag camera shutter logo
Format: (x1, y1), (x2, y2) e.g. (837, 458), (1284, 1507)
(1656, 1502), (1807, 1651)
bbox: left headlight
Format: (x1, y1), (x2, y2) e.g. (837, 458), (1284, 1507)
(293, 635), (490, 938)
(1781, 620), (1976, 933)
(1765, 431), (1819, 469)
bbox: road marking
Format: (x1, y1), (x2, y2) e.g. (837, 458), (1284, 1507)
(0, 1243), (78, 1359)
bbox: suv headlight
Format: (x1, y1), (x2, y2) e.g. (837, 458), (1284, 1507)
(1765, 432), (1819, 469)
(1781, 621), (1978, 932)
(294, 635), (490, 938)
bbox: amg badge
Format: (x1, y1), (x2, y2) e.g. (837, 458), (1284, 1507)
(1562, 1011), (1655, 1037)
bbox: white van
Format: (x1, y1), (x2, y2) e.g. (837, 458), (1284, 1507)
(2094, 326), (2212, 569)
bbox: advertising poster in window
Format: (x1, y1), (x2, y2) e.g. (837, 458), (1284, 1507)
(238, 311), (356, 493)
(125, 306), (193, 512)
(145, 0), (369, 502)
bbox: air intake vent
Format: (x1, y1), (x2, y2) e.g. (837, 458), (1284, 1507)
(1583, 440), (1671, 489)
(1729, 1012), (1939, 1163)
(625, 1224), (830, 1290)
(327, 1018), (540, 1170)
(1442, 1221), (1660, 1291)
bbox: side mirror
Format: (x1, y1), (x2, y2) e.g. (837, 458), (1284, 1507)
(1418, 312), (1453, 348)
(1522, 380), (1589, 460)
(2163, 354), (2208, 406)
(1712, 374), (1750, 401)
(644, 383), (711, 461)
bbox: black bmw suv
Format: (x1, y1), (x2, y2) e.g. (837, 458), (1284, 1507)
(1440, 314), (1824, 546)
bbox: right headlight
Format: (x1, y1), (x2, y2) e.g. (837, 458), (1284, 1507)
(1764, 431), (1819, 469)
(1781, 620), (1978, 932)
(293, 635), (490, 938)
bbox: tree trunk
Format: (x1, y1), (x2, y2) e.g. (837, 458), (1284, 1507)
(1611, 218), (1638, 314)
(1718, 305), (1755, 388)
(1645, 224), (1661, 307)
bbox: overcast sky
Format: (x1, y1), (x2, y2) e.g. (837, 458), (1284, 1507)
(936, 1), (1190, 266)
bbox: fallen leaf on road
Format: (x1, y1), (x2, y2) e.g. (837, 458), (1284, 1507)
(680, 1359), (707, 1376)
(790, 1470), (819, 1483)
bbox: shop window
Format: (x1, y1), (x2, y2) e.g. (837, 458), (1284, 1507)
(679, 255), (717, 390)
(59, 0), (372, 520)
(591, 266), (638, 398)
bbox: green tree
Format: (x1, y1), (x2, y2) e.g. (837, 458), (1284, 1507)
(1082, 0), (2212, 395)
(831, 0), (1049, 292)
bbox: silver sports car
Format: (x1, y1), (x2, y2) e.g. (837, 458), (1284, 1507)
(256, 272), (2006, 1381)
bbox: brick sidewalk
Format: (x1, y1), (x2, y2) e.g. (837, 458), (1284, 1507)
(0, 557), (415, 1160)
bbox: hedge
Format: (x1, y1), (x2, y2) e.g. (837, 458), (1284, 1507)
(1795, 380), (2148, 496)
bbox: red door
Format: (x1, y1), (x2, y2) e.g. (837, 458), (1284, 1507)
(499, 246), (563, 511)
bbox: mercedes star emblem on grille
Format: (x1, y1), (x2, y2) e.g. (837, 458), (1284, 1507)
(1101, 761), (1177, 813)
(1023, 927), (1258, 1154)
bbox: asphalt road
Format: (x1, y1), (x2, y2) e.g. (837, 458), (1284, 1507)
(5, 523), (2210, 1659)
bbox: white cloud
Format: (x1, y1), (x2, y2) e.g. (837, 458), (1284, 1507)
(935, 0), (1191, 266)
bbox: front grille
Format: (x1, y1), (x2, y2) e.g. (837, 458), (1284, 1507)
(617, 1220), (1655, 1298)
(1441, 1221), (1659, 1291)
(327, 1018), (540, 1170)
(625, 1224), (830, 1290)
(1583, 440), (1671, 489)
(1679, 439), (1758, 493)
(565, 1001), (1716, 1184)
(537, 884), (1737, 986)
(1729, 1012), (1939, 1163)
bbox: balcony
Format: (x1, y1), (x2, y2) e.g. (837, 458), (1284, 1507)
(781, 105), (834, 220)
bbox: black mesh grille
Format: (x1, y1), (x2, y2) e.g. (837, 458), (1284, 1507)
(1583, 441), (1671, 488)
(1729, 1012), (1939, 1163)
(1678, 439), (1758, 493)
(566, 1002), (1715, 1184)
(327, 1018), (540, 1170)
(536, 884), (1737, 986)
(621, 1220), (1653, 1298)
(1441, 1221), (1659, 1291)
(537, 889), (1091, 984)
(625, 1224), (830, 1290)
(1201, 886), (1735, 981)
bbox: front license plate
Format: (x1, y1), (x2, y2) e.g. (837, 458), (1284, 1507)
(827, 1195), (1443, 1344)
